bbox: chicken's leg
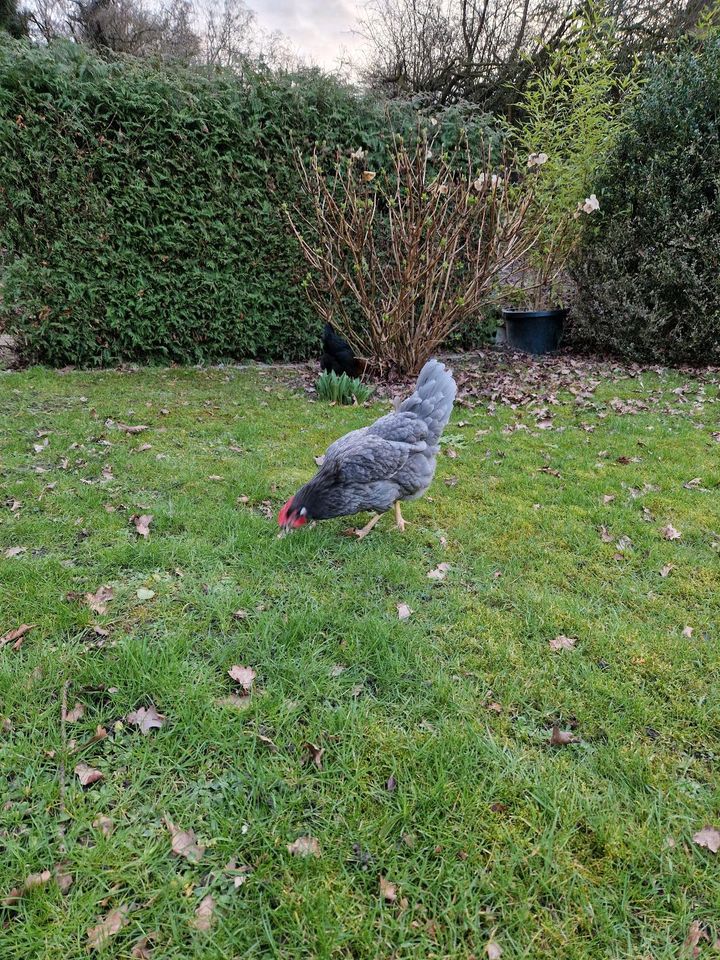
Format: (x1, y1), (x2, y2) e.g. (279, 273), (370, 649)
(394, 501), (408, 532)
(354, 512), (381, 540)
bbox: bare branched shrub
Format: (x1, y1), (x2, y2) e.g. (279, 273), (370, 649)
(287, 136), (539, 375)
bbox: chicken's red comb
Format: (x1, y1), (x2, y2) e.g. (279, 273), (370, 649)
(278, 497), (293, 526)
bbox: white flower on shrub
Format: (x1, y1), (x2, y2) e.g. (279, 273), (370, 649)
(527, 152), (549, 168)
(473, 173), (501, 191)
(350, 147), (366, 160)
(581, 193), (600, 214)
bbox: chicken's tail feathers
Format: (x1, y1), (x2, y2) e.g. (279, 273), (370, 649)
(400, 358), (456, 444)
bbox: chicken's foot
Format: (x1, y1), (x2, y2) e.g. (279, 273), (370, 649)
(394, 501), (408, 532)
(354, 513), (381, 540)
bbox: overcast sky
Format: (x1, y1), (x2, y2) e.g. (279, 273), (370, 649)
(252, 0), (366, 71)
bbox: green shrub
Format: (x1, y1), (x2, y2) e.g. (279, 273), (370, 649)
(0, 41), (388, 366)
(0, 40), (501, 367)
(570, 34), (720, 364)
(316, 370), (373, 405)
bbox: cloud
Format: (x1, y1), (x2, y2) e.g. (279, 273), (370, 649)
(252, 0), (364, 69)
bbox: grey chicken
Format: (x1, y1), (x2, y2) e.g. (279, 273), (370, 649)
(278, 359), (456, 537)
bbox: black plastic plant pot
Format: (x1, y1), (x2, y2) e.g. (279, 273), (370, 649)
(501, 308), (569, 355)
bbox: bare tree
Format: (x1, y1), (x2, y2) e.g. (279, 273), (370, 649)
(357, 0), (715, 112)
(67, 0), (201, 58)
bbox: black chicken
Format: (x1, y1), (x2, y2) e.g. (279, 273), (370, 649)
(320, 324), (358, 377)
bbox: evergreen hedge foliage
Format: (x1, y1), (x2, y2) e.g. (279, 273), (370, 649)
(0, 40), (500, 366)
(570, 35), (720, 364)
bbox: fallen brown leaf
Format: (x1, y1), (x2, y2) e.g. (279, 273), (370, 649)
(0, 623), (35, 650)
(192, 894), (216, 932)
(682, 626), (694, 639)
(65, 702), (85, 723)
(131, 933), (157, 958)
(549, 725), (579, 747)
(486, 941), (503, 960)
(93, 815), (114, 837)
(427, 562), (450, 581)
(692, 826), (720, 853)
(165, 817), (205, 863)
(599, 525), (613, 543)
(87, 906), (129, 949)
(75, 763), (103, 786)
(116, 423), (149, 434)
(303, 741), (324, 769)
(54, 862), (73, 894)
(126, 704), (166, 734)
(660, 564), (676, 577)
(602, 494), (616, 504)
(3, 869), (52, 905)
(131, 514), (153, 539)
(660, 524), (682, 540)
(287, 836), (321, 858)
(379, 875), (397, 902)
(86, 585), (113, 615)
(549, 635), (577, 652)
(397, 603), (412, 621)
(684, 920), (709, 956)
(228, 665), (256, 694)
(4, 546), (25, 558)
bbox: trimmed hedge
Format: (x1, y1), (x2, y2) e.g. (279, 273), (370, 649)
(570, 35), (720, 365)
(0, 41), (394, 365)
(0, 40), (500, 366)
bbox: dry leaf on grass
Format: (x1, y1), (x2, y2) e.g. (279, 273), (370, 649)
(87, 906), (129, 949)
(660, 564), (676, 577)
(131, 933), (158, 958)
(397, 603), (412, 621)
(192, 894), (216, 932)
(692, 826), (720, 853)
(136, 588), (155, 601)
(599, 525), (613, 543)
(602, 494), (616, 504)
(549, 725), (579, 747)
(379, 875), (397, 902)
(682, 626), (694, 639)
(65, 702), (85, 723)
(549, 635), (577, 652)
(75, 763), (103, 786)
(0, 623), (35, 650)
(126, 705), (166, 734)
(54, 862), (73, 894)
(3, 869), (52, 905)
(329, 664), (346, 678)
(116, 423), (149, 434)
(86, 585), (113, 615)
(660, 524), (682, 540)
(287, 836), (321, 858)
(427, 562), (450, 581)
(132, 514), (153, 538)
(684, 920), (709, 955)
(4, 546), (25, 558)
(165, 817), (205, 863)
(228, 665), (256, 694)
(93, 815), (114, 837)
(303, 742), (324, 769)
(486, 941), (503, 960)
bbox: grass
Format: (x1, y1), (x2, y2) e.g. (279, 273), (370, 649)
(1, 358), (719, 959)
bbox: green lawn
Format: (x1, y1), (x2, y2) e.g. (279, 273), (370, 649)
(1, 357), (719, 959)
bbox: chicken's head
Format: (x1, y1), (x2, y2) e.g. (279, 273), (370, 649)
(278, 496), (308, 531)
